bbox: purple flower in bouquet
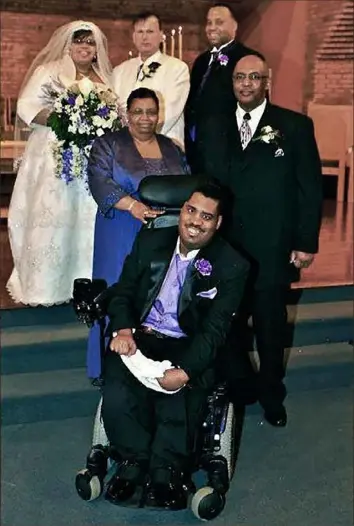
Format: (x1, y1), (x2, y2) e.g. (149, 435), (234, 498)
(62, 149), (74, 184)
(67, 95), (76, 106)
(98, 106), (110, 117)
(194, 258), (213, 277)
(217, 54), (229, 66)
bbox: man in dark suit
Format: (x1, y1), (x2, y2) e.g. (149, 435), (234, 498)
(212, 54), (323, 428)
(101, 182), (249, 510)
(184, 2), (263, 173)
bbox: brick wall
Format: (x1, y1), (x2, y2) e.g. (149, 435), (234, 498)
(313, 61), (354, 104)
(0, 0), (214, 22)
(305, 0), (353, 104)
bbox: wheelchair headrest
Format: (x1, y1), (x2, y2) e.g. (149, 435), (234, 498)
(138, 174), (205, 208)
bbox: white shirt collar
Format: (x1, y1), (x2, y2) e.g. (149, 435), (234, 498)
(138, 50), (162, 66)
(236, 98), (267, 121)
(211, 40), (234, 54)
(176, 237), (199, 261)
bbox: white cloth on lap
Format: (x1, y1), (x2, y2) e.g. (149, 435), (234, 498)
(120, 349), (183, 394)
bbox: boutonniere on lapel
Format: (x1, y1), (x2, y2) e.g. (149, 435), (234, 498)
(194, 258), (212, 277)
(138, 62), (161, 81)
(194, 259), (218, 299)
(216, 54), (229, 67)
(253, 125), (284, 157)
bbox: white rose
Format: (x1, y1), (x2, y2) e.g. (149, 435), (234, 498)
(262, 135), (271, 143)
(262, 125), (273, 133)
(92, 116), (105, 127)
(78, 77), (94, 97)
(96, 128), (104, 137)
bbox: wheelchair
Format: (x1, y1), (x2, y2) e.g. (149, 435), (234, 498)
(72, 175), (243, 521)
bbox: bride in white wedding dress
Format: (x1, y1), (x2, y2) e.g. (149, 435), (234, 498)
(7, 20), (113, 306)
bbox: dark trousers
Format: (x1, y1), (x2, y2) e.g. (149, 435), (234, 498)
(102, 333), (207, 474)
(221, 285), (288, 411)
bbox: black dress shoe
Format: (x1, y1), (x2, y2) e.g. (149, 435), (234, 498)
(145, 482), (189, 510)
(263, 406), (287, 427)
(105, 460), (146, 506)
(145, 467), (193, 510)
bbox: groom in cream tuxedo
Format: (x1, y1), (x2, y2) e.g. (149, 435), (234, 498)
(112, 12), (190, 149)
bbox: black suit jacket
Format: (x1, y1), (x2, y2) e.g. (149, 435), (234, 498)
(184, 40), (262, 173)
(205, 103), (323, 289)
(106, 227), (249, 384)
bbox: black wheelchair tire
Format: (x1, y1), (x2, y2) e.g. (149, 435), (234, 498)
(191, 486), (226, 521)
(75, 469), (103, 501)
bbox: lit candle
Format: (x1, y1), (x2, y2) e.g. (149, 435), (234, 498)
(178, 26), (183, 60)
(162, 33), (167, 54)
(171, 29), (176, 57)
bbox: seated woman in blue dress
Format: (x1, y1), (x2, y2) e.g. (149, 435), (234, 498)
(87, 87), (190, 381)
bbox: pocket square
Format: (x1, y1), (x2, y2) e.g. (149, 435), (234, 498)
(197, 287), (218, 299)
(274, 148), (284, 157)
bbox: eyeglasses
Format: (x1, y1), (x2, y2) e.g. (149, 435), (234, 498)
(72, 38), (96, 46)
(233, 73), (268, 83)
(129, 109), (158, 117)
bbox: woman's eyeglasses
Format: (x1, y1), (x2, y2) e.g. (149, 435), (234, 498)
(72, 38), (96, 47)
(129, 109), (158, 117)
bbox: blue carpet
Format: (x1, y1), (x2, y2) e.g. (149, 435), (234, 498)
(1, 286), (353, 525)
(1, 385), (352, 526)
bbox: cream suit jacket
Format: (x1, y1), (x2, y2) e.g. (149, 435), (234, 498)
(112, 50), (190, 149)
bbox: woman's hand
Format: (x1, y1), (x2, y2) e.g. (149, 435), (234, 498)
(129, 200), (165, 224)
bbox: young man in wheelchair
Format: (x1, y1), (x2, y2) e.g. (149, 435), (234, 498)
(101, 182), (249, 510)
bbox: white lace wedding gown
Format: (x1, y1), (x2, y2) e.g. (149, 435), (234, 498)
(7, 68), (101, 306)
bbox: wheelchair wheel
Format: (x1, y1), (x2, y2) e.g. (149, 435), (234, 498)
(75, 469), (104, 501)
(92, 397), (109, 447)
(191, 486), (225, 521)
(218, 402), (236, 479)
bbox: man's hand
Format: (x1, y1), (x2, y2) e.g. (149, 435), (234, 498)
(110, 329), (137, 356)
(290, 250), (315, 269)
(157, 368), (189, 391)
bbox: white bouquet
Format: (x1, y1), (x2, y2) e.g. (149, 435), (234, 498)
(46, 77), (123, 185)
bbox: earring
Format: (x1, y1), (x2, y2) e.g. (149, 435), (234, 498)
(92, 55), (97, 63)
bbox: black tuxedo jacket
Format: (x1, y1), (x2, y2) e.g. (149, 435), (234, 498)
(203, 103), (323, 289)
(106, 227), (249, 384)
(184, 40), (262, 172)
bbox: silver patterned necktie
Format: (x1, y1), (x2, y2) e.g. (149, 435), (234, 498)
(239, 112), (252, 150)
